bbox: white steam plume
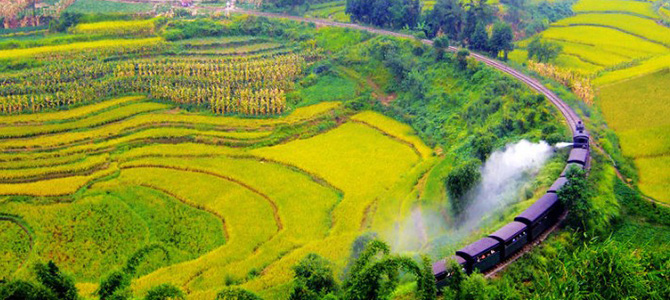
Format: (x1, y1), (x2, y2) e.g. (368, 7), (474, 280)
(458, 140), (553, 231)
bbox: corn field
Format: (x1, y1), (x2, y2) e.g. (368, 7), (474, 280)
(528, 60), (596, 104)
(0, 50), (320, 115)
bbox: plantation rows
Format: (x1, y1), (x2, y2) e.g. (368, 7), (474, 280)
(0, 40), (319, 115)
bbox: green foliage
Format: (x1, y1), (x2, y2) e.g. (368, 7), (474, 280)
(558, 165), (593, 232)
(97, 270), (131, 300)
(458, 272), (489, 300)
(469, 23), (489, 52)
(445, 160), (481, 215)
(0, 280), (57, 300)
(144, 283), (185, 300)
(489, 22), (514, 60)
(345, 0), (422, 29)
(290, 253), (338, 299)
(526, 36), (562, 63)
(49, 12), (82, 33)
(163, 19), (226, 41)
(215, 287), (263, 300)
(416, 256), (437, 300)
(33, 261), (78, 300)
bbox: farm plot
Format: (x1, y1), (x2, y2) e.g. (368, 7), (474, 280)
(599, 70), (670, 203)
(573, 0), (658, 19)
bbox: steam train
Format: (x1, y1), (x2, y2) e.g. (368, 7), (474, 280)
(433, 122), (590, 288)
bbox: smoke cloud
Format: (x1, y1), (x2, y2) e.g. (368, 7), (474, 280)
(385, 140), (555, 254)
(458, 140), (553, 231)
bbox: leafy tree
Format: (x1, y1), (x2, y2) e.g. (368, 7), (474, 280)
(471, 131), (495, 161)
(416, 256), (437, 300)
(49, 12), (81, 33)
(346, 0), (421, 29)
(445, 160), (481, 215)
(489, 22), (514, 60)
(456, 49), (470, 70)
(0, 280), (57, 300)
(215, 287), (263, 300)
(558, 166), (592, 232)
(433, 34), (450, 60)
(458, 272), (489, 300)
(426, 0), (464, 38)
(433, 34), (450, 49)
(469, 22), (489, 52)
(526, 36), (562, 62)
(34, 261), (78, 300)
(97, 270), (131, 300)
(342, 240), (435, 300)
(144, 284), (185, 300)
(290, 253), (338, 300)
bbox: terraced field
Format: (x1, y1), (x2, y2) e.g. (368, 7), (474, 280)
(510, 0), (670, 204)
(0, 90), (436, 297)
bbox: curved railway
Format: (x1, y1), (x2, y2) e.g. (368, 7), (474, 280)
(194, 5), (590, 284)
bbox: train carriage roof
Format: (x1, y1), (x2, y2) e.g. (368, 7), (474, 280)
(515, 193), (559, 225)
(548, 177), (568, 193)
(456, 237), (500, 260)
(489, 221), (527, 243)
(567, 148), (589, 164)
(432, 256), (466, 276)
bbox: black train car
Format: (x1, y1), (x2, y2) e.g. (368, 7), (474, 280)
(573, 121), (589, 149)
(515, 193), (562, 241)
(456, 237), (501, 274)
(567, 147), (589, 166)
(432, 256), (467, 290)
(488, 221), (528, 260)
(547, 177), (568, 193)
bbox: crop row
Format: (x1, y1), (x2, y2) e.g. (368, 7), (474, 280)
(0, 51), (313, 115)
(0, 37), (165, 60)
(0, 154), (109, 183)
(71, 19), (156, 36)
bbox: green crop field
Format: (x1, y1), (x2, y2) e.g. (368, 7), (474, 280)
(0, 16), (445, 296)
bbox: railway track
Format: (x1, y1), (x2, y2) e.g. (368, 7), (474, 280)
(213, 7), (584, 132)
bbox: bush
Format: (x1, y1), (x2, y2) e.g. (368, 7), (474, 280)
(144, 284), (185, 300)
(34, 261), (78, 300)
(558, 166), (592, 232)
(445, 160), (481, 215)
(290, 253), (338, 299)
(215, 287), (263, 300)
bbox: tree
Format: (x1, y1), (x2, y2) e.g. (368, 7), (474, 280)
(34, 261), (78, 300)
(457, 49), (470, 70)
(469, 22), (489, 52)
(445, 160), (481, 215)
(471, 131), (495, 161)
(49, 12), (81, 33)
(426, 0), (464, 39)
(144, 284), (185, 300)
(215, 287), (263, 300)
(526, 37), (562, 62)
(458, 272), (489, 300)
(416, 256), (437, 300)
(433, 34), (450, 60)
(97, 270), (131, 300)
(558, 165), (592, 232)
(489, 22), (514, 59)
(290, 253), (338, 300)
(342, 240), (435, 300)
(0, 280), (57, 300)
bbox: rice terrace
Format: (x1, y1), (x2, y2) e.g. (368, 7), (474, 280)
(0, 1), (668, 300)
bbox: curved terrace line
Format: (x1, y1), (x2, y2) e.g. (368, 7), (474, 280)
(137, 183), (230, 241)
(121, 164), (284, 232)
(551, 24), (670, 48)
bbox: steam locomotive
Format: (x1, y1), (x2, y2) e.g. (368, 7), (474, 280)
(433, 122), (590, 288)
